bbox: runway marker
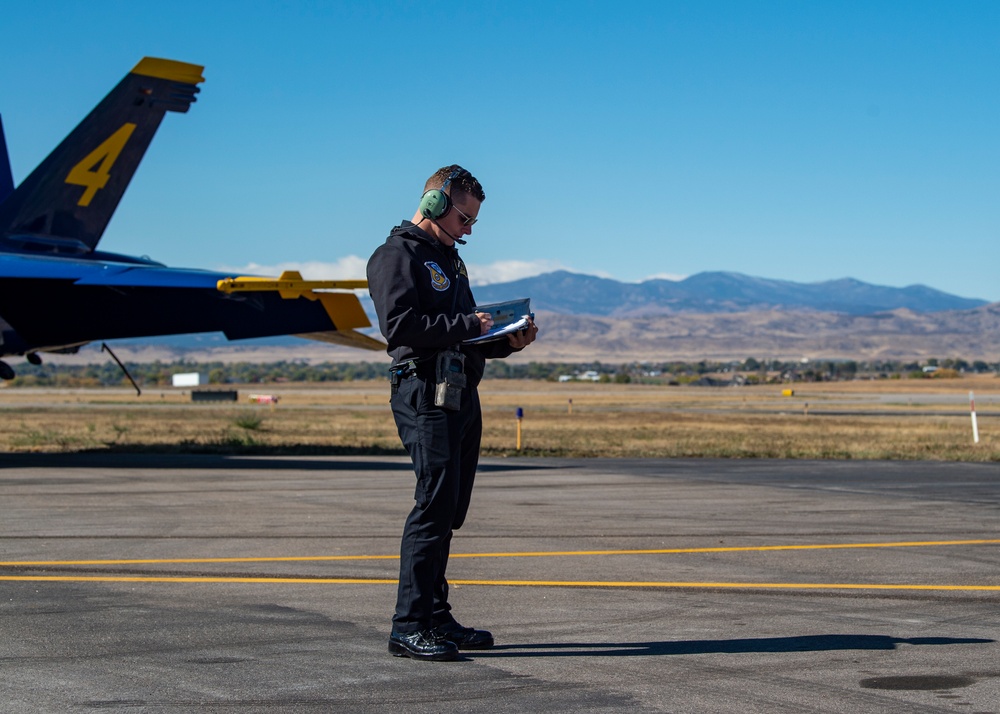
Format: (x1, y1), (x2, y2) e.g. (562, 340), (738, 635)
(0, 574), (997, 592)
(2, 538), (998, 567)
(971, 391), (980, 443)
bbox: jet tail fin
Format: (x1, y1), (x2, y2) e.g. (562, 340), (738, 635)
(0, 115), (13, 206)
(0, 58), (204, 254)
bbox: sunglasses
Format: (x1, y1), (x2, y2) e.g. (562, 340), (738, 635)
(453, 205), (478, 227)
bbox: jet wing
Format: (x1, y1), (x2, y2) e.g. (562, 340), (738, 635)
(0, 57), (386, 371)
(0, 258), (384, 355)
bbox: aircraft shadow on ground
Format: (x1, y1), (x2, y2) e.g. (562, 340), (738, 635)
(475, 635), (994, 658)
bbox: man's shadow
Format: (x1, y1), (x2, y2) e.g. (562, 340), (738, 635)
(473, 634), (993, 658)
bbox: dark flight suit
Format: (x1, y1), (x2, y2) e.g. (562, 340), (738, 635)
(367, 221), (517, 634)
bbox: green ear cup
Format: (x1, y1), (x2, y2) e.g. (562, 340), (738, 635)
(419, 188), (450, 219)
(418, 166), (463, 220)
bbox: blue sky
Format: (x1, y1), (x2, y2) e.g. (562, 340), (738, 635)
(2, 1), (998, 300)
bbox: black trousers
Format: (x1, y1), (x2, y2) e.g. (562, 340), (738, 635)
(390, 373), (482, 633)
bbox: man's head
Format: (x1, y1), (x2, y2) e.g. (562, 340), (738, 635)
(415, 165), (485, 247)
(423, 165), (485, 205)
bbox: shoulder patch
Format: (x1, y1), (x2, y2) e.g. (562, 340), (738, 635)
(424, 261), (451, 291)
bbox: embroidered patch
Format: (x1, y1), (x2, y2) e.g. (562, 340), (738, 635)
(424, 261), (451, 291)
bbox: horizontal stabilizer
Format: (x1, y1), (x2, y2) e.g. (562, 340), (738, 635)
(217, 272), (368, 296)
(216, 271), (373, 332)
(297, 330), (386, 351)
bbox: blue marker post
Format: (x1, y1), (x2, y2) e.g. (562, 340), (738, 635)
(516, 407), (524, 451)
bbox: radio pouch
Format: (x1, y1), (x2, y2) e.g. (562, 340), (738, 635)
(434, 349), (466, 410)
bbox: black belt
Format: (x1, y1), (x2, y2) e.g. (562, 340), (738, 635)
(389, 359), (434, 393)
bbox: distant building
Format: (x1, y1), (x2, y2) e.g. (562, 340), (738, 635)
(172, 372), (208, 387)
(558, 370), (601, 383)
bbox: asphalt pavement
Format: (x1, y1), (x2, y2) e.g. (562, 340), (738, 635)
(1, 453), (998, 713)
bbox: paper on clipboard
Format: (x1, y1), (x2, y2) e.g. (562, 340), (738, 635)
(463, 298), (532, 344)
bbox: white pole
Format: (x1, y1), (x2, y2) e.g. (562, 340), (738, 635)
(970, 391), (980, 444)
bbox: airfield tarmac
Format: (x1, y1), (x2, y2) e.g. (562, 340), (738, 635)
(1, 453), (998, 713)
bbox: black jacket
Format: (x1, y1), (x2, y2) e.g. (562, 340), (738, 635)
(367, 221), (516, 386)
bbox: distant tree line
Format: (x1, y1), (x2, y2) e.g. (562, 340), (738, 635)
(8, 360), (387, 388)
(491, 358), (999, 384)
(4, 357), (998, 389)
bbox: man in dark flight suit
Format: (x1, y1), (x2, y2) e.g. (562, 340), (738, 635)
(367, 165), (538, 661)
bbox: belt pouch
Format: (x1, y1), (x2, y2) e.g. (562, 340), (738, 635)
(434, 349), (466, 410)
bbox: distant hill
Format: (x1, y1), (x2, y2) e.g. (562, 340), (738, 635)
(527, 303), (1000, 362)
(45, 271), (1000, 363)
(61, 300), (1000, 364)
(472, 271), (987, 316)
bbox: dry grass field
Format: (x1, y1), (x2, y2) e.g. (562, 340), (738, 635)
(1, 374), (998, 461)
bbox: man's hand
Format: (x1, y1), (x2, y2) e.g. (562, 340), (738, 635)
(507, 317), (538, 349)
(475, 311), (495, 335)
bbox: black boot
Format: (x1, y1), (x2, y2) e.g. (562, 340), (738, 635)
(431, 622), (494, 650)
(388, 630), (460, 661)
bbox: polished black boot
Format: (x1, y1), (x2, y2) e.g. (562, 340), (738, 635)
(388, 630), (459, 661)
(431, 622), (494, 650)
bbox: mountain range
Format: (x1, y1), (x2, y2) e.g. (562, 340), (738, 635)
(472, 271), (987, 316)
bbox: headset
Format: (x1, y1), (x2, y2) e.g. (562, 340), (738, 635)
(418, 166), (465, 221)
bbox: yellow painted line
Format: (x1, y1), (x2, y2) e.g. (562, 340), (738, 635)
(455, 580), (1000, 592)
(1, 539), (997, 567)
(455, 538), (1000, 559)
(0, 554), (397, 567)
(0, 574), (997, 592)
(0, 575), (394, 584)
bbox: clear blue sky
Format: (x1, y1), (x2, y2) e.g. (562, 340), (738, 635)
(3, 1), (997, 300)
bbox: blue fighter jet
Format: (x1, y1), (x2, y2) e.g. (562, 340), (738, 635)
(0, 57), (383, 380)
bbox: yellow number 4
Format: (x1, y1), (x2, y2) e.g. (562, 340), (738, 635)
(64, 123), (137, 207)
